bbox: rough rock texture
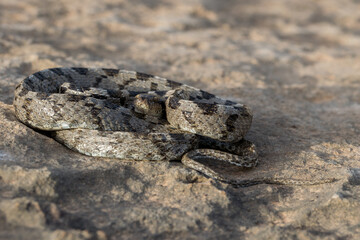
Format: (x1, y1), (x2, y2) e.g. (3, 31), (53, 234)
(0, 0), (360, 239)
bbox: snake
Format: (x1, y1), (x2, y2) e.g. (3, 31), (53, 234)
(13, 68), (337, 186)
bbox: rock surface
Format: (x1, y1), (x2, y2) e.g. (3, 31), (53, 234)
(1, 0), (360, 239)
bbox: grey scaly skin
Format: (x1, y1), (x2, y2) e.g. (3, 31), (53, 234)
(13, 68), (336, 186)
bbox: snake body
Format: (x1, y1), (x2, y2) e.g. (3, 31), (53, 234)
(13, 68), (258, 180)
(13, 68), (339, 186)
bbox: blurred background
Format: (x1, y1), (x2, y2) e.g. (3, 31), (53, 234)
(1, 0), (360, 104)
(1, 1), (360, 239)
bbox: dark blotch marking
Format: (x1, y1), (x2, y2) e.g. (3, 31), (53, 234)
(196, 102), (218, 115)
(168, 97), (181, 109)
(59, 85), (69, 93)
(132, 110), (146, 120)
(36, 92), (49, 100)
(136, 72), (154, 81)
(81, 86), (91, 91)
(18, 87), (29, 97)
(49, 68), (65, 76)
(200, 90), (216, 100)
(225, 114), (239, 132)
(90, 94), (108, 100)
(220, 131), (229, 141)
(94, 77), (103, 87)
(225, 100), (236, 106)
(150, 82), (158, 91)
(102, 68), (119, 76)
(90, 107), (103, 130)
(33, 72), (47, 81)
(104, 99), (122, 109)
(72, 68), (88, 75)
(121, 112), (137, 131)
(67, 94), (87, 102)
(166, 80), (183, 89)
(24, 77), (35, 89)
(234, 106), (251, 117)
(150, 135), (168, 158)
(169, 133), (187, 142)
(125, 78), (137, 85)
(128, 90), (145, 97)
(64, 73), (74, 82)
(107, 90), (127, 105)
(154, 91), (167, 97)
(52, 105), (62, 117)
(119, 96), (127, 106)
(22, 98), (33, 121)
(107, 89), (120, 97)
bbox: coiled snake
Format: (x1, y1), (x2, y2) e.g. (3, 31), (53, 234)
(13, 68), (336, 186)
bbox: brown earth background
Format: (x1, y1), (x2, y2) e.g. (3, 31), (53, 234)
(0, 0), (360, 239)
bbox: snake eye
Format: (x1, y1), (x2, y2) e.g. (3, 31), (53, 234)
(134, 93), (165, 120)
